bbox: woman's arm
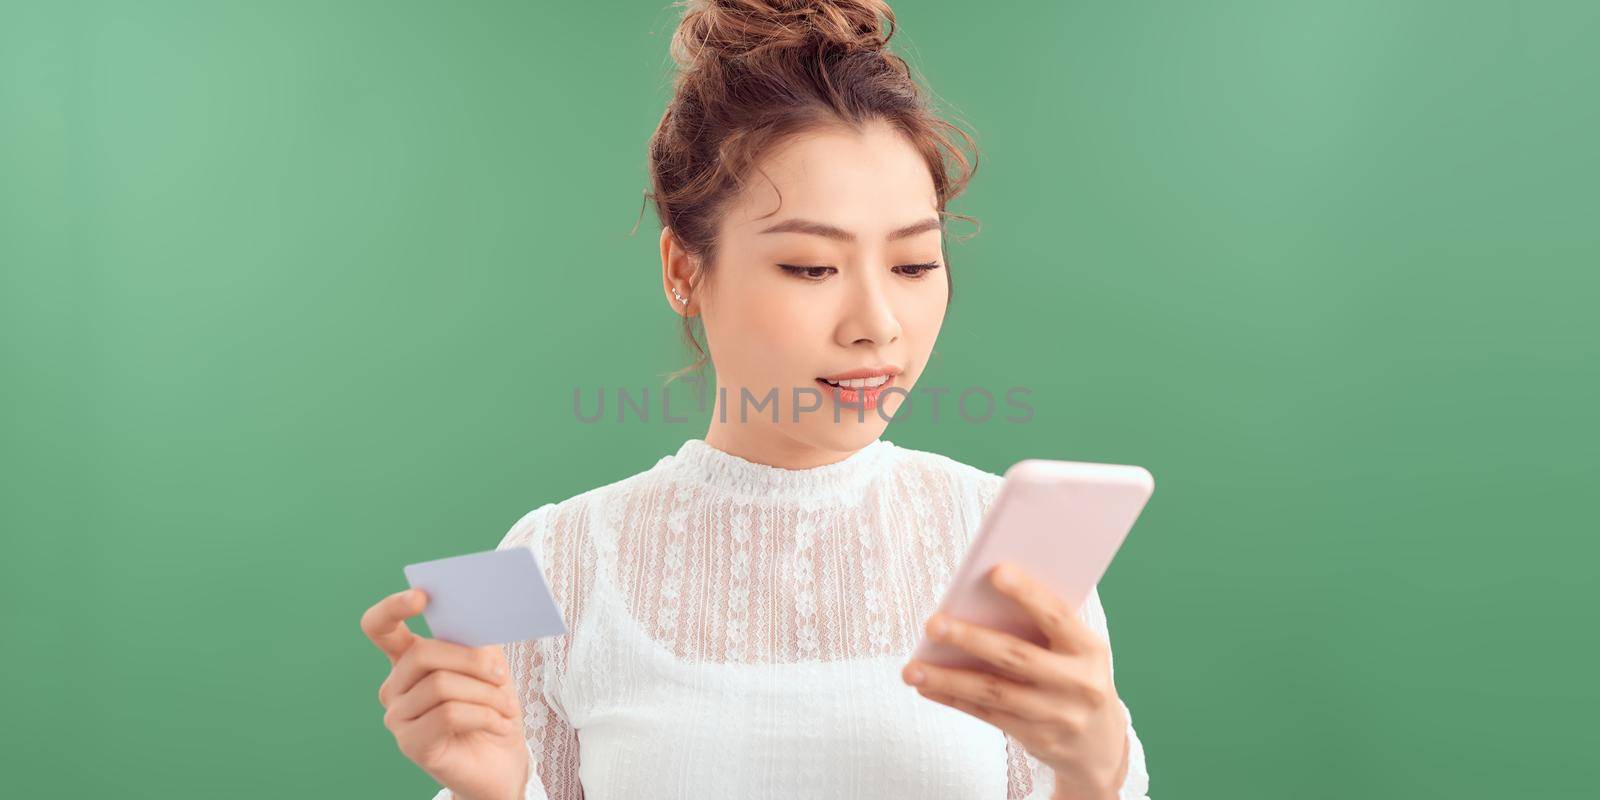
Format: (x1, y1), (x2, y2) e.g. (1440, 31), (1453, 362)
(425, 637), (584, 799)
(1005, 585), (1150, 799)
(429, 504), (587, 800)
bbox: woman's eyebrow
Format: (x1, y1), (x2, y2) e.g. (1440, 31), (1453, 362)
(758, 217), (942, 242)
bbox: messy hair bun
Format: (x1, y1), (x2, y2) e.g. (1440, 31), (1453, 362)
(670, 0), (896, 66)
(644, 0), (980, 379)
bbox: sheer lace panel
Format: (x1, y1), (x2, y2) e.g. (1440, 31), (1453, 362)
(603, 438), (970, 664)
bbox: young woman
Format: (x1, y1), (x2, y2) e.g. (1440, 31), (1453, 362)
(361, 1), (1151, 797)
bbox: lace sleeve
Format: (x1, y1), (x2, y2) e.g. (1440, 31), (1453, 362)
(430, 502), (587, 800)
(1004, 585), (1150, 799)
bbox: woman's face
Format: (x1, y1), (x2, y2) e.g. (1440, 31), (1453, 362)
(661, 118), (950, 465)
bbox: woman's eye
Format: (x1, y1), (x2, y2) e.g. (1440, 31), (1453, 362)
(779, 262), (942, 281)
(894, 261), (943, 279)
(779, 265), (837, 281)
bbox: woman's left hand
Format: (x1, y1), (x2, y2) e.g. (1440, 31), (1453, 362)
(902, 562), (1130, 800)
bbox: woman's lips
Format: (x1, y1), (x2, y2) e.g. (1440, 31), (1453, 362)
(814, 375), (894, 411)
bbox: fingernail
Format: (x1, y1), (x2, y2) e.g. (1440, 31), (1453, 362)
(905, 665), (925, 685)
(929, 616), (949, 638)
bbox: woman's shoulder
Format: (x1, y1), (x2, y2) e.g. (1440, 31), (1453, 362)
(885, 444), (1009, 549)
(493, 454), (668, 554)
(889, 441), (1006, 496)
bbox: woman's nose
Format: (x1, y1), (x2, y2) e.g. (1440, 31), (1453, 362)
(838, 285), (902, 346)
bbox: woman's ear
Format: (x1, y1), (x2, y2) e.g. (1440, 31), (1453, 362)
(660, 227), (698, 317)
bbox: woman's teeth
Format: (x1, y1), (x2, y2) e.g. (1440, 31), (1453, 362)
(821, 375), (890, 389)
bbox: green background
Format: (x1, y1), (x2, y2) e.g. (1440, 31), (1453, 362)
(3, 1), (1594, 797)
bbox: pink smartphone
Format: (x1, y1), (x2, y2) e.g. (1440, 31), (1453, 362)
(911, 458), (1155, 680)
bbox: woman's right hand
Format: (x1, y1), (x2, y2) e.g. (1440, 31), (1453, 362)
(362, 588), (531, 800)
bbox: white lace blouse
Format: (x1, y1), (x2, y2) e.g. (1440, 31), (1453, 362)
(430, 437), (1150, 799)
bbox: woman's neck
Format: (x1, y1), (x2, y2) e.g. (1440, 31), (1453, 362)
(701, 421), (870, 471)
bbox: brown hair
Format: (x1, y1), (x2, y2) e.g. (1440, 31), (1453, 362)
(637, 0), (982, 382)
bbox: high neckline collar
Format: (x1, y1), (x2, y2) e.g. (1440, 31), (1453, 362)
(663, 437), (899, 505)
